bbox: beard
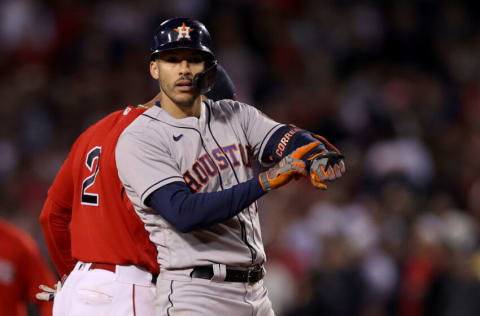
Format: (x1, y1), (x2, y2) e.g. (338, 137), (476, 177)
(160, 79), (199, 108)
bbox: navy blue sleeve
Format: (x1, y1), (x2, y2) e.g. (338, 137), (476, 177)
(261, 125), (326, 165)
(147, 177), (266, 233)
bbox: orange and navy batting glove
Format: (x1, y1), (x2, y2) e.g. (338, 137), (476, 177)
(259, 142), (319, 191)
(307, 135), (346, 190)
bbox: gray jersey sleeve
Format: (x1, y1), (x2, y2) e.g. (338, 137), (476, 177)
(226, 101), (283, 167)
(116, 125), (183, 208)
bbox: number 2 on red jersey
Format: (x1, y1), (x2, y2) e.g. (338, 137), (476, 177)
(81, 146), (101, 206)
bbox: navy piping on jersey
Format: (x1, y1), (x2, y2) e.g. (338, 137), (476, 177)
(247, 203), (256, 245)
(204, 104), (242, 184)
(205, 103), (257, 263)
(141, 176), (183, 202)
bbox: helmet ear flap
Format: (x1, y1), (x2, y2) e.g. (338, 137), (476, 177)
(193, 61), (217, 94)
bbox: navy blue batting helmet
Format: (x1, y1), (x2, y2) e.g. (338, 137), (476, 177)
(205, 64), (236, 101)
(150, 17), (217, 94)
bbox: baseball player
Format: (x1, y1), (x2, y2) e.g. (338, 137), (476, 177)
(0, 218), (56, 316)
(37, 64), (236, 315)
(115, 18), (345, 316)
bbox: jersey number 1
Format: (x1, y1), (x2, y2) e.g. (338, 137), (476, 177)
(81, 146), (101, 206)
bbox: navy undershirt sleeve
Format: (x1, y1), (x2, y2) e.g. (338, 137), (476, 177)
(262, 125), (326, 165)
(147, 177), (266, 233)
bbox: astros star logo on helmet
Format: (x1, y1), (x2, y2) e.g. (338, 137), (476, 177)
(174, 23), (194, 40)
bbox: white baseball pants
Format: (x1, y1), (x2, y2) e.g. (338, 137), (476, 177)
(52, 261), (158, 316)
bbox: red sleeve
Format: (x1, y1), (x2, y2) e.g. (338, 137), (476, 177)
(40, 144), (78, 276)
(48, 145), (75, 209)
(39, 197), (76, 277)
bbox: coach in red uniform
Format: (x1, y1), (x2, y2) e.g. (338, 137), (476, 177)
(40, 103), (159, 316)
(0, 218), (55, 316)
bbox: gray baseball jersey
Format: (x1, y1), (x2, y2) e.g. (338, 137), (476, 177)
(116, 99), (282, 269)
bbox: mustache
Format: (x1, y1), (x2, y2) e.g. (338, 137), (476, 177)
(175, 76), (193, 84)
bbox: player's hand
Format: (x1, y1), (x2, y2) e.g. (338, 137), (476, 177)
(36, 280), (62, 302)
(259, 142), (319, 191)
(306, 134), (346, 190)
(308, 151), (345, 190)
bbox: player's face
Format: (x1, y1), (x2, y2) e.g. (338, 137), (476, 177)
(152, 49), (205, 107)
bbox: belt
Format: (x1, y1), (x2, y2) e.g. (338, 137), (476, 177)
(190, 265), (265, 283)
(89, 263), (116, 273)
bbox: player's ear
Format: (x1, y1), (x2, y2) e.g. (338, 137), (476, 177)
(150, 61), (160, 80)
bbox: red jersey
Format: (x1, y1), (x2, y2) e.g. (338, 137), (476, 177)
(40, 106), (159, 276)
(0, 219), (55, 316)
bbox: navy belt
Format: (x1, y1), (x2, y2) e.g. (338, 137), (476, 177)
(190, 265), (265, 283)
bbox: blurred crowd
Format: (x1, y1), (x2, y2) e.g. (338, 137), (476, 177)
(1, 0), (480, 315)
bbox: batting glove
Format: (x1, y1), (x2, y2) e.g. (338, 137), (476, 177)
(259, 142), (319, 191)
(36, 280), (62, 302)
(307, 135), (345, 190)
(308, 151), (345, 189)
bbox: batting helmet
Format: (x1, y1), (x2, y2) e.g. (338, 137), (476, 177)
(204, 64), (236, 101)
(151, 18), (217, 94)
